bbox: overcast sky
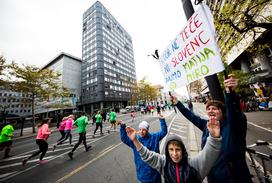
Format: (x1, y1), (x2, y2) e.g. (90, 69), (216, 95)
(0, 0), (193, 97)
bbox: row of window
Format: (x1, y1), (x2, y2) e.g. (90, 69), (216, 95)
(102, 11), (132, 43)
(102, 22), (132, 55)
(102, 24), (133, 57)
(102, 33), (134, 62)
(103, 50), (135, 75)
(0, 92), (32, 98)
(83, 41), (97, 57)
(3, 109), (31, 114)
(104, 76), (134, 88)
(103, 51), (136, 77)
(83, 8), (96, 22)
(0, 98), (31, 103)
(0, 103), (31, 108)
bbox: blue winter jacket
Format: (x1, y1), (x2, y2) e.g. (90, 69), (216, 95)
(120, 118), (167, 183)
(176, 93), (252, 183)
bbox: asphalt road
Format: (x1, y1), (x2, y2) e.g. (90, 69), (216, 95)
(0, 111), (177, 183)
(0, 104), (271, 183)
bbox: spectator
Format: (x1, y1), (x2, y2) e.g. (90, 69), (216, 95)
(171, 75), (252, 183)
(126, 115), (221, 183)
(117, 114), (167, 183)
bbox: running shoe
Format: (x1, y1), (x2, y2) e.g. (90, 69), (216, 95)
(68, 152), (73, 160)
(52, 145), (56, 152)
(86, 146), (92, 152)
(38, 160), (48, 164)
(22, 158), (28, 166)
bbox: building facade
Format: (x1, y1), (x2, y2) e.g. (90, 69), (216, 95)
(0, 88), (32, 120)
(81, 1), (136, 113)
(35, 52), (82, 117)
(201, 0), (272, 99)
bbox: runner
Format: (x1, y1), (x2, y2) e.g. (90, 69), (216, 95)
(0, 121), (16, 159)
(130, 110), (136, 122)
(52, 115), (74, 151)
(22, 118), (52, 165)
(68, 113), (91, 160)
(93, 111), (103, 137)
(56, 116), (67, 143)
(108, 109), (117, 133)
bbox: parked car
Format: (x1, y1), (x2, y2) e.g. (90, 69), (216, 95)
(120, 108), (128, 114)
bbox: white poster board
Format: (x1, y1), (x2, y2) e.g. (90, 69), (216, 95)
(159, 4), (225, 90)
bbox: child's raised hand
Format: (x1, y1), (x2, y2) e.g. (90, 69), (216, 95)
(158, 114), (164, 119)
(116, 119), (123, 125)
(126, 126), (137, 141)
(207, 116), (220, 138)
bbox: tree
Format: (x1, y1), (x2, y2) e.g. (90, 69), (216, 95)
(212, 0), (272, 56)
(0, 56), (10, 87)
(218, 63), (251, 96)
(9, 62), (70, 133)
(128, 77), (158, 106)
(188, 80), (203, 95)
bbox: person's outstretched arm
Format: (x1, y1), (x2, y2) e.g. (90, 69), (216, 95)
(126, 126), (165, 174)
(189, 116), (221, 180)
(116, 120), (134, 148)
(155, 114), (167, 140)
(172, 96), (207, 130)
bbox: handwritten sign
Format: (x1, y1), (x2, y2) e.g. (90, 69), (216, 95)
(159, 4), (224, 90)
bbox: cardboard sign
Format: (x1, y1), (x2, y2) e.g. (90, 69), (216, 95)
(159, 4), (225, 90)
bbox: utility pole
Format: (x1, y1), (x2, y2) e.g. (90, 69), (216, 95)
(181, 0), (224, 102)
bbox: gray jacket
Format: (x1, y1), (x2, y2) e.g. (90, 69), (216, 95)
(138, 135), (221, 181)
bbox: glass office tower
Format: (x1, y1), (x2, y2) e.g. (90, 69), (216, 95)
(81, 1), (136, 113)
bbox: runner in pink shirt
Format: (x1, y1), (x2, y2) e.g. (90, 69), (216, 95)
(53, 115), (74, 151)
(57, 117), (68, 143)
(22, 118), (52, 165)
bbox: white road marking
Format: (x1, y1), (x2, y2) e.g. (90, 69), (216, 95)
(169, 132), (187, 140)
(0, 171), (17, 179)
(0, 156), (54, 169)
(248, 122), (272, 133)
(171, 128), (187, 133)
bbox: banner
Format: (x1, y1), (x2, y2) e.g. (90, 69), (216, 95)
(159, 4), (225, 90)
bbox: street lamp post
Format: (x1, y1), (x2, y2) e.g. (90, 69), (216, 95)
(181, 0), (224, 102)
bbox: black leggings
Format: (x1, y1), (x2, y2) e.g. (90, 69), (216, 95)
(71, 132), (87, 152)
(28, 139), (48, 160)
(57, 130), (65, 142)
(57, 130), (72, 145)
(93, 123), (103, 134)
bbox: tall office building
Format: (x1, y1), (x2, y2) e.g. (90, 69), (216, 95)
(81, 1), (136, 113)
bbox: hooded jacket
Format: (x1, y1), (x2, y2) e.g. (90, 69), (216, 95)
(175, 92), (252, 183)
(120, 118), (167, 183)
(138, 134), (222, 183)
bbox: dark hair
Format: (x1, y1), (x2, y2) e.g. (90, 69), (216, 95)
(166, 139), (188, 165)
(206, 100), (226, 116)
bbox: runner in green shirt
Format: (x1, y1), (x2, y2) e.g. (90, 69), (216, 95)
(68, 113), (91, 159)
(93, 111), (103, 137)
(0, 121), (16, 158)
(108, 109), (117, 133)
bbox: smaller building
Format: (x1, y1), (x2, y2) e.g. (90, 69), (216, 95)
(35, 52), (82, 118)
